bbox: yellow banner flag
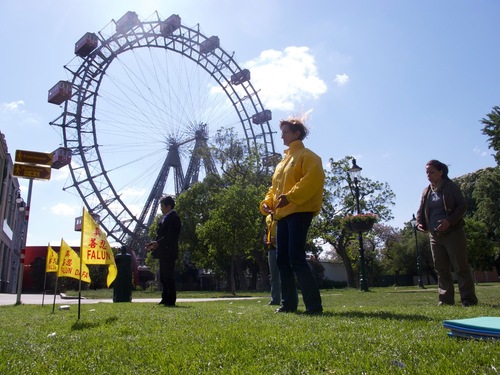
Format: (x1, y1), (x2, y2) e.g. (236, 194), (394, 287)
(81, 208), (117, 287)
(58, 239), (91, 283)
(46, 245), (58, 273)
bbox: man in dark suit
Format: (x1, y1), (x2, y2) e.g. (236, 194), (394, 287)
(147, 196), (182, 306)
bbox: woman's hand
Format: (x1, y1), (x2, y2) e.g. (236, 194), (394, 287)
(262, 203), (274, 214)
(276, 194), (289, 208)
(436, 219), (450, 232)
(146, 241), (158, 251)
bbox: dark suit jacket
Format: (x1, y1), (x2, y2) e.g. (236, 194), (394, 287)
(155, 210), (181, 260)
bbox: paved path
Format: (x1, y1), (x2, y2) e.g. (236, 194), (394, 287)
(0, 293), (261, 306)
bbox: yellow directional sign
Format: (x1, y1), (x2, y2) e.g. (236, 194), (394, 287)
(13, 163), (51, 180)
(15, 150), (53, 166)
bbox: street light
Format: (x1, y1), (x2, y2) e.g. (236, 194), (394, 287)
(348, 158), (369, 292)
(410, 214), (425, 289)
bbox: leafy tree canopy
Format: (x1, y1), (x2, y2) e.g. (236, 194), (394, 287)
(481, 105), (500, 165)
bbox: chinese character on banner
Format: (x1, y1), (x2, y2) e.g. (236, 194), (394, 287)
(80, 208), (117, 287)
(45, 245), (58, 273)
(57, 239), (91, 283)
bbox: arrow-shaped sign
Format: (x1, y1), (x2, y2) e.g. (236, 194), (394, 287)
(15, 150), (53, 166)
(13, 163), (51, 180)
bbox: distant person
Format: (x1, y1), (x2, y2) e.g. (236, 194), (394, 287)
(264, 214), (281, 305)
(146, 196), (182, 306)
(260, 117), (325, 315)
(416, 160), (478, 307)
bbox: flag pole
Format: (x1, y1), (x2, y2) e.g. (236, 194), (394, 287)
(53, 240), (63, 314)
(42, 243), (49, 307)
(52, 267), (59, 314)
(42, 272), (47, 306)
(78, 207), (85, 320)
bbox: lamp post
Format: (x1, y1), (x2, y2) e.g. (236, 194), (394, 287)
(348, 158), (369, 292)
(410, 214), (425, 289)
(14, 190), (27, 305)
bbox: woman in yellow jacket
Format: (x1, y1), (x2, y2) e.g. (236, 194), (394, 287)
(260, 118), (324, 315)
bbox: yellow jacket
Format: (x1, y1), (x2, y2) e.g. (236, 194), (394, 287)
(260, 140), (325, 220)
(265, 214), (277, 248)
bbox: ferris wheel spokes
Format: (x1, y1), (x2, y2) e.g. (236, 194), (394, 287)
(48, 11), (275, 256)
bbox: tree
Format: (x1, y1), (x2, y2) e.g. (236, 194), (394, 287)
(310, 156), (395, 288)
(472, 168), (500, 237)
(464, 217), (498, 273)
(176, 174), (224, 267)
(481, 105), (500, 165)
(196, 180), (263, 294)
(453, 167), (500, 273)
(174, 127), (271, 292)
(366, 223), (402, 285)
(377, 223), (437, 286)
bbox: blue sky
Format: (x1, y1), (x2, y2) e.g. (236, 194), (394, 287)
(1, 0), (499, 247)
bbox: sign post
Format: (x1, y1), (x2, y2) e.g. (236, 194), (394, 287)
(13, 149), (56, 305)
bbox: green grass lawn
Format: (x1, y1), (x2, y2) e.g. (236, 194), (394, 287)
(1, 284), (500, 374)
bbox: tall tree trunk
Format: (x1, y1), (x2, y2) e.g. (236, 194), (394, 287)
(230, 255), (236, 295)
(236, 257), (247, 291)
(331, 241), (356, 288)
(322, 230), (358, 288)
(252, 247), (269, 291)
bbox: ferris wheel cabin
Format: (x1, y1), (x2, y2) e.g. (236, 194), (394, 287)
(200, 36), (220, 54)
(252, 109), (272, 125)
(47, 81), (72, 105)
(51, 147), (72, 169)
(230, 69), (251, 85)
(75, 32), (99, 57)
(115, 11), (139, 34)
(161, 14), (181, 35)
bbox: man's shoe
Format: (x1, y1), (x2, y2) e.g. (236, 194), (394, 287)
(437, 301), (454, 306)
(269, 301), (280, 306)
(304, 307), (323, 315)
(462, 301), (478, 307)
(275, 306), (296, 313)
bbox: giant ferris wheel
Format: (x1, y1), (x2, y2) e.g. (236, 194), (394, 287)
(48, 11), (277, 256)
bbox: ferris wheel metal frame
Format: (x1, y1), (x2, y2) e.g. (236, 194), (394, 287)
(49, 11), (277, 255)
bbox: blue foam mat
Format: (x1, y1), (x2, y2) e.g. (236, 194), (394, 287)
(443, 317), (500, 339)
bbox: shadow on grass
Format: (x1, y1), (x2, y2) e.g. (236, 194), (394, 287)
(480, 303), (500, 309)
(322, 310), (433, 322)
(71, 316), (119, 331)
(152, 304), (191, 309)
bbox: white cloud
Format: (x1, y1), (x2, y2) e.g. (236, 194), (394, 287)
(244, 46), (327, 112)
(334, 73), (349, 86)
(50, 167), (70, 181)
(50, 203), (79, 216)
(473, 147), (488, 157)
(1, 100), (26, 113)
(119, 187), (146, 198)
(0, 100), (40, 126)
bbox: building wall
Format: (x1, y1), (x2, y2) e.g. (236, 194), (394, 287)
(474, 269), (499, 283)
(0, 131), (25, 293)
(321, 261), (348, 283)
